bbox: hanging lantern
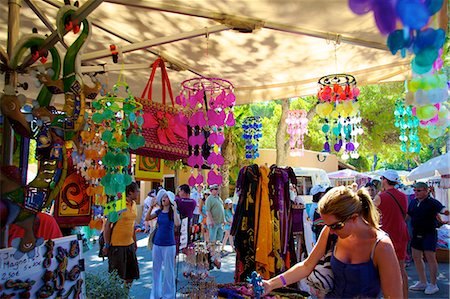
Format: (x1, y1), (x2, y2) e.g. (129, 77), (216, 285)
(286, 110), (308, 157)
(316, 74), (363, 160)
(242, 116), (262, 159)
(177, 77), (236, 186)
(394, 99), (421, 153)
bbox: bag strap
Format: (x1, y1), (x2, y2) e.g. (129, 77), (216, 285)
(140, 57), (175, 106)
(385, 191), (406, 219)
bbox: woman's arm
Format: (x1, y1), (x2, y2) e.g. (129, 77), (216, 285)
(262, 227), (330, 294)
(374, 238), (403, 298)
(199, 200), (207, 217)
(172, 202), (181, 226)
(145, 208), (159, 221)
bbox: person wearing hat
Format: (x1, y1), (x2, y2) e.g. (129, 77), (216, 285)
(146, 189), (180, 299)
(373, 169), (409, 298)
(206, 184), (225, 243)
(199, 188), (211, 243)
(407, 182), (449, 295)
(221, 198), (234, 252)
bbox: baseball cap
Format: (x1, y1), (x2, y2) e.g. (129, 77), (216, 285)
(379, 170), (401, 183)
(210, 184), (219, 190)
(413, 182), (428, 189)
(310, 184), (327, 196)
(224, 198), (233, 204)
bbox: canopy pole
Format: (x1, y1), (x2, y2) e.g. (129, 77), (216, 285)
(82, 24), (230, 61)
(2, 0), (21, 166)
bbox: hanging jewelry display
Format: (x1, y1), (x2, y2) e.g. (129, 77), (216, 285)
(242, 116), (262, 159)
(286, 110), (308, 157)
(177, 77), (236, 186)
(394, 99), (421, 153)
(89, 80), (145, 222)
(315, 74), (363, 160)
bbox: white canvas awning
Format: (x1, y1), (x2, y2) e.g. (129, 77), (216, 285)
(3, 0), (443, 105)
(407, 153), (450, 181)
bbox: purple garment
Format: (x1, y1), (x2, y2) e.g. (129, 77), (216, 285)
(175, 197), (196, 219)
(291, 206), (304, 233)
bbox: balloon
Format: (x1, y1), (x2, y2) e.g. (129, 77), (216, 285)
(414, 48), (439, 67)
(411, 58), (433, 74)
(348, 0), (372, 15)
(416, 105), (437, 120)
(426, 0), (444, 15)
(373, 0), (397, 34)
(413, 28), (445, 53)
(387, 29), (413, 55)
(428, 125), (446, 138)
(396, 0), (429, 30)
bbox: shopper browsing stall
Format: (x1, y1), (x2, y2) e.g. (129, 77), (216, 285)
(262, 186), (403, 298)
(146, 189), (181, 299)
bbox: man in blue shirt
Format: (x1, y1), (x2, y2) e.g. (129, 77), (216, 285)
(408, 182), (449, 295)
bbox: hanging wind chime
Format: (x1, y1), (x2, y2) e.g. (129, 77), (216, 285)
(315, 74), (363, 160)
(176, 77), (236, 187)
(394, 99), (421, 153)
(286, 110), (308, 157)
(242, 116), (262, 159)
(88, 81), (145, 222)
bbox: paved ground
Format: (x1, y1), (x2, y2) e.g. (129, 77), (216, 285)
(84, 232), (449, 298)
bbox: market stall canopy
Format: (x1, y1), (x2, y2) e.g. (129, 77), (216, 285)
(407, 153), (450, 181)
(327, 169), (366, 179)
(1, 0), (438, 105)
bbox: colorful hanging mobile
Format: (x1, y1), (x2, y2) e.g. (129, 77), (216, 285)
(89, 81), (145, 222)
(242, 116), (262, 159)
(394, 99), (421, 153)
(176, 77), (236, 186)
(348, 0), (449, 139)
(315, 74), (363, 160)
(286, 110), (308, 157)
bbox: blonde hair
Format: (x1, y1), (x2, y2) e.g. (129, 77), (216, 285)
(318, 186), (380, 229)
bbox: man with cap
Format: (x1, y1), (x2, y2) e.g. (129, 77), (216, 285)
(374, 169), (409, 298)
(206, 184), (225, 243)
(407, 182), (449, 295)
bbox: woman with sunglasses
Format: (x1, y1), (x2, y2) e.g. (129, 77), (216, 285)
(262, 186), (402, 298)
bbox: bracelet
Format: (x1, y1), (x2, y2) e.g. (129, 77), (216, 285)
(104, 243), (111, 249)
(279, 275), (287, 287)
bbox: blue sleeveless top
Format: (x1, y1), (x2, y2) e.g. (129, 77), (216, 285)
(326, 232), (386, 299)
(153, 210), (176, 246)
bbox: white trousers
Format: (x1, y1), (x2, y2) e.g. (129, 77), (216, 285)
(151, 244), (176, 299)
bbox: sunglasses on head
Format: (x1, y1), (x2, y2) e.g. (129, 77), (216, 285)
(325, 215), (352, 230)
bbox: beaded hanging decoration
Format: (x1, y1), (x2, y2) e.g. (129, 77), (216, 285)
(177, 77), (236, 186)
(88, 81), (145, 222)
(242, 116), (262, 159)
(315, 74), (363, 160)
(286, 110), (308, 157)
(394, 99), (421, 153)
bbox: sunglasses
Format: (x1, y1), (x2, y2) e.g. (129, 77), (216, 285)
(325, 215), (352, 230)
(414, 189), (427, 192)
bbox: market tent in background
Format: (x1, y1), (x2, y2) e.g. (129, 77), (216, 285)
(327, 169), (370, 187)
(407, 153), (450, 181)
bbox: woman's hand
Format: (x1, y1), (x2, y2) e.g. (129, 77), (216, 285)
(262, 280), (274, 297)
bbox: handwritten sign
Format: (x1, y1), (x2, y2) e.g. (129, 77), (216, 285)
(0, 235), (85, 299)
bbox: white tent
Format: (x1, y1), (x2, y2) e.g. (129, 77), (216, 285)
(407, 153), (450, 181)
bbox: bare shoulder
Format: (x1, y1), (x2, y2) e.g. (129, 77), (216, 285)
(374, 232), (396, 259)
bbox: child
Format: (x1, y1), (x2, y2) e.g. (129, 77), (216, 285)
(221, 198), (234, 252)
